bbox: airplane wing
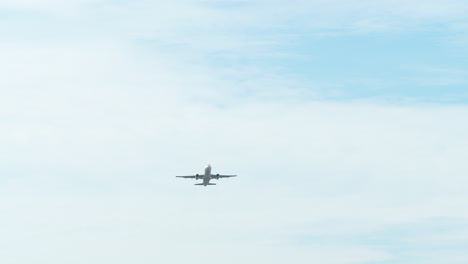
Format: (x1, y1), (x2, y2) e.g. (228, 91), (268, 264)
(215, 175), (237, 178)
(176, 174), (237, 179)
(176, 175), (198, 178)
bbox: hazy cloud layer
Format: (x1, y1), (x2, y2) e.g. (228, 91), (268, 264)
(1, 1), (468, 263)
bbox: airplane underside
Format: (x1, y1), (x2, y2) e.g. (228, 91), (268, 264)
(176, 165), (237, 186)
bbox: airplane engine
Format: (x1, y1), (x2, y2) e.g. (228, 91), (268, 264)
(216, 174), (219, 179)
(196, 174), (199, 180)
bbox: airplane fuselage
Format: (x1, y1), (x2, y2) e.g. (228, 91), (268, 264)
(203, 165), (212, 186)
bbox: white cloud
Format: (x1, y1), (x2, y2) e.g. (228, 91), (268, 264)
(3, 0), (468, 42)
(1, 38), (468, 263)
(1, 1), (468, 263)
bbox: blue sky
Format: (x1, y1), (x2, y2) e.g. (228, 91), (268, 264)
(1, 1), (468, 263)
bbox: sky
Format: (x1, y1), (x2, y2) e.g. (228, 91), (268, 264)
(1, 0), (468, 263)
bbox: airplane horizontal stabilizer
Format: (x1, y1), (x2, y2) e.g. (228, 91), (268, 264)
(194, 183), (216, 186)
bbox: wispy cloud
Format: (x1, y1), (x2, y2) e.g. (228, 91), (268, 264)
(1, 1), (468, 263)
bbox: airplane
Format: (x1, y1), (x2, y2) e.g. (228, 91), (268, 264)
(176, 164), (237, 186)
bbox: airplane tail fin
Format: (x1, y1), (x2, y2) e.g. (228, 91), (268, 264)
(194, 183), (216, 186)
